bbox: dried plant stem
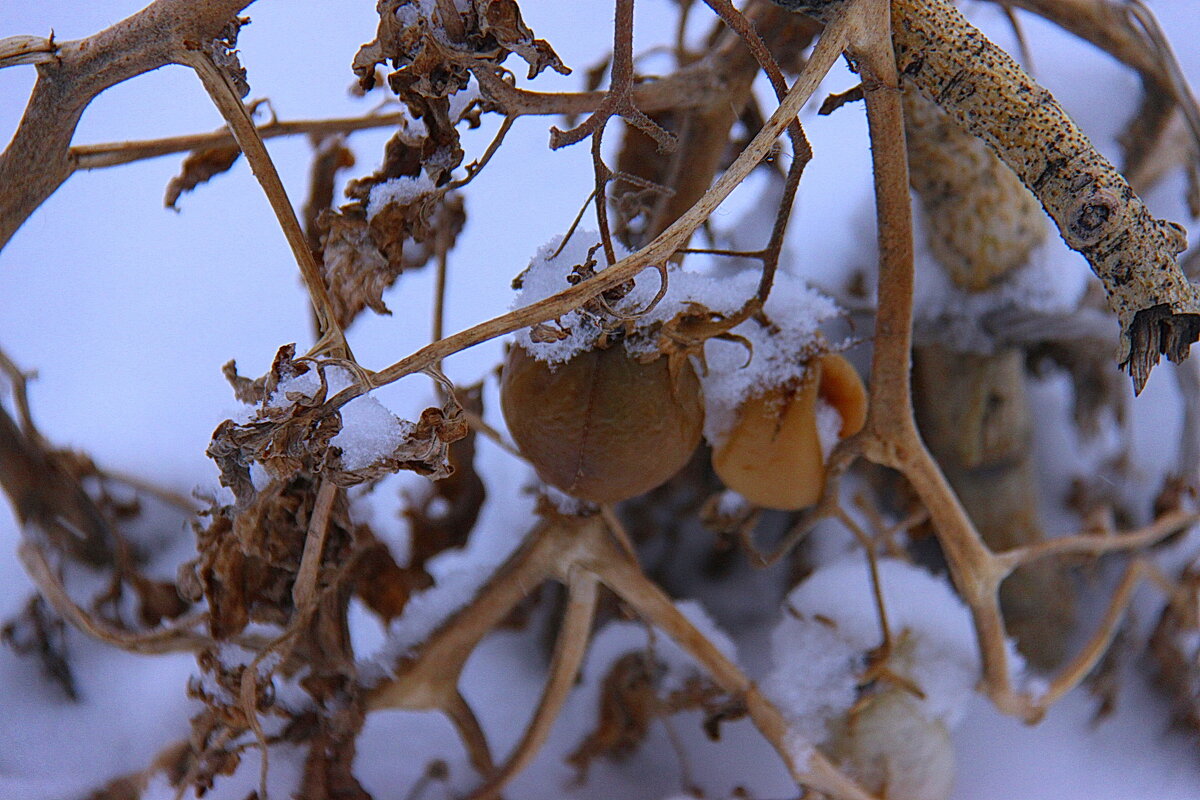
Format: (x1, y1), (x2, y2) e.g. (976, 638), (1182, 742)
(368, 511), (878, 799)
(70, 112), (410, 170)
(0, 35), (58, 68)
(292, 480), (339, 610)
(180, 50), (351, 360)
(444, 691), (497, 779)
(997, 509), (1200, 570)
(595, 530), (876, 799)
(0, 347), (38, 436)
(466, 570), (598, 800)
(18, 541), (212, 654)
(1035, 559), (1145, 707)
(334, 7), (854, 410)
(776, 0), (1200, 390)
(840, 0), (1034, 720)
(890, 0), (1199, 390)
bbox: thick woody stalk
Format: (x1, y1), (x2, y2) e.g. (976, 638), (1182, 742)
(771, 0), (1200, 392)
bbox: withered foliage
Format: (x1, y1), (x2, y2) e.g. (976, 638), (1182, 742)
(164, 144), (242, 210)
(211, 345), (466, 505)
(1151, 563), (1200, 733)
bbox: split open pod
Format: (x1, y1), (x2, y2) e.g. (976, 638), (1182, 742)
(711, 353), (867, 510)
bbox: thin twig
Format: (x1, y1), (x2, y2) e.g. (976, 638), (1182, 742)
(18, 541), (213, 655)
(179, 49), (352, 360)
(70, 112), (410, 170)
(465, 570), (598, 800)
(292, 480), (339, 610)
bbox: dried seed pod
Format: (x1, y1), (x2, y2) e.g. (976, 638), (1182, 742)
(711, 354), (866, 510)
(500, 343), (704, 504)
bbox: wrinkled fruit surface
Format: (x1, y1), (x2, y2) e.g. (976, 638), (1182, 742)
(712, 353), (867, 510)
(501, 344), (704, 503)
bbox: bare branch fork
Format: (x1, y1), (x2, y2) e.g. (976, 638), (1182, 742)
(0, 0), (255, 251)
(368, 510), (877, 800)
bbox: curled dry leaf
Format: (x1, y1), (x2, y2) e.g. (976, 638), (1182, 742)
(567, 651), (662, 780)
(164, 144), (241, 210)
(353, 0), (567, 93)
(320, 130), (466, 328)
(405, 383), (486, 571)
(352, 0), (567, 190)
(1, 594), (77, 701)
(1150, 563), (1200, 733)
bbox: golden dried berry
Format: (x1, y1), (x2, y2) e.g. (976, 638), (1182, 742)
(500, 343), (704, 503)
(711, 353), (866, 510)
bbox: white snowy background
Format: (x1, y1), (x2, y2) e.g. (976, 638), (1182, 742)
(2, 1), (1200, 798)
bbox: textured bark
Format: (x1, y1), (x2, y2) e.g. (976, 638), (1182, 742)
(770, 0), (1200, 391)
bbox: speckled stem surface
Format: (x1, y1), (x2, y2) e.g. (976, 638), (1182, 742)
(772, 0), (1200, 391)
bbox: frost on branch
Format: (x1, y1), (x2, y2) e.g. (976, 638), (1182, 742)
(210, 345), (466, 505)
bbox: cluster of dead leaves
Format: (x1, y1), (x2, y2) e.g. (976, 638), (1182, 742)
(309, 0), (569, 330)
(211, 344), (466, 507)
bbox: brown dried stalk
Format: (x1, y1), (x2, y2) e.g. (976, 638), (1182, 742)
(179, 49), (352, 360)
(326, 9), (855, 412)
(70, 112), (410, 170)
(18, 541), (213, 655)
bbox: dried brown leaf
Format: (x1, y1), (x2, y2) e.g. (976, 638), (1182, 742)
(405, 383), (485, 570)
(567, 651), (662, 780)
(1, 594), (77, 700)
(319, 192), (464, 328)
(164, 144), (241, 209)
(479, 0), (569, 79)
(1150, 564), (1200, 733)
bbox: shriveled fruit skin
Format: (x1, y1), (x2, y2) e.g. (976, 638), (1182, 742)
(712, 354), (866, 510)
(500, 344), (704, 503)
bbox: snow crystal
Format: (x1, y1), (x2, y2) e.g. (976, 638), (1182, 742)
(367, 173), (437, 220)
(763, 558), (979, 744)
(761, 610), (862, 744)
(394, 4), (419, 27)
(697, 272), (842, 446)
(716, 488), (750, 516)
(448, 77), (480, 122)
(262, 364), (412, 472)
(509, 230), (631, 364)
